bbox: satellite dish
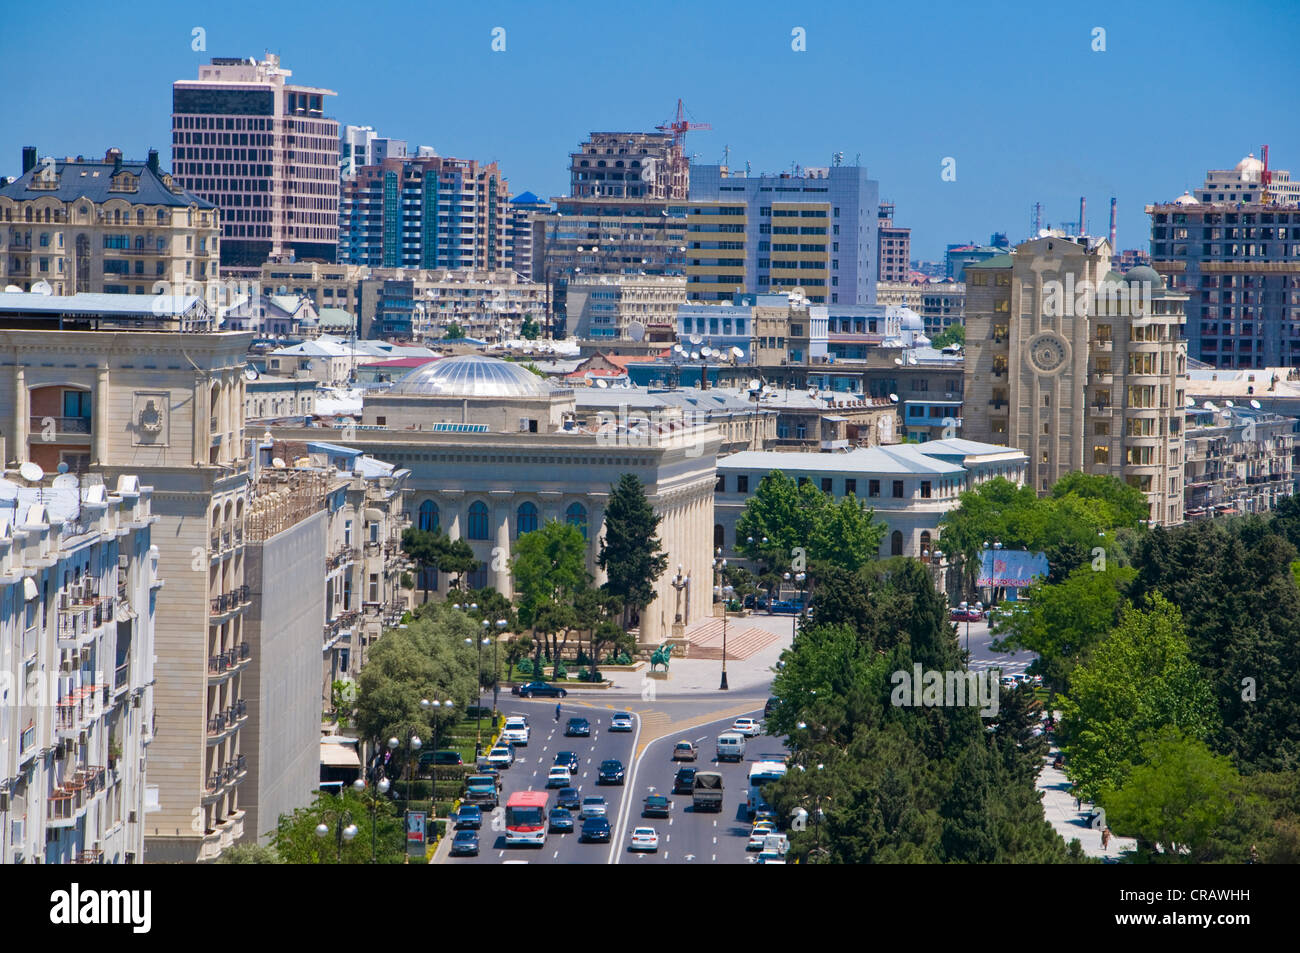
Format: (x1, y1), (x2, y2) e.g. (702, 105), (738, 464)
(596, 378), (609, 389)
(0, 479), (18, 500)
(243, 365), (260, 381)
(1202, 401), (1216, 411)
(18, 462), (44, 484)
(1220, 409), (1232, 418)
(627, 321), (646, 342)
(673, 344), (684, 354)
(888, 393), (899, 403)
(4, 285), (21, 293)
(908, 353), (918, 365)
(272, 457), (286, 469)
(52, 473), (79, 489)
(690, 351), (699, 360)
(893, 357), (903, 366)
(700, 346), (712, 357)
(688, 334), (703, 346)
(731, 346), (744, 359)
(31, 280), (53, 296)
(749, 379), (761, 391)
(1251, 399), (1262, 410)
(1184, 396), (1195, 408)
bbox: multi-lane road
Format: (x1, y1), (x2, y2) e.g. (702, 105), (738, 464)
(447, 697), (783, 865)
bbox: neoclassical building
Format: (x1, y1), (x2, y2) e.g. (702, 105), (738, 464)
(281, 355), (719, 643)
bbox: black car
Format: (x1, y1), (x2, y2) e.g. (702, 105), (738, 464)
(548, 807), (575, 833)
(597, 759), (625, 785)
(764, 697), (780, 718)
(554, 751), (580, 774)
(556, 787), (582, 811)
(565, 717), (591, 737)
(455, 805), (482, 830)
(514, 681), (568, 699)
(450, 829), (479, 856)
(673, 766), (697, 795)
(580, 816), (611, 843)
(642, 794), (672, 818)
(420, 749), (464, 769)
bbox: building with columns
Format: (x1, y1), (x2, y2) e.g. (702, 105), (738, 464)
(278, 354), (719, 643)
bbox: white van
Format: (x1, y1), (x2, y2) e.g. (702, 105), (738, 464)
(716, 732), (746, 762)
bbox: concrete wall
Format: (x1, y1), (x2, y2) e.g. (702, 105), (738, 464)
(240, 510), (326, 843)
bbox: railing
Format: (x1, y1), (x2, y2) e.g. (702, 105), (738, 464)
(29, 415), (92, 435)
(115, 662), (129, 689)
(233, 524), (244, 545)
(211, 532), (221, 552)
(209, 585), (250, 615)
(236, 642), (250, 661)
(74, 848), (104, 864)
(227, 699), (247, 723)
(207, 713), (227, 735)
(205, 772), (223, 793)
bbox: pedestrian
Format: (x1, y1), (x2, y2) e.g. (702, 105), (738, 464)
(555, 702), (561, 722)
(1249, 844), (1258, 865)
(1101, 827), (1111, 850)
(1075, 789), (1082, 811)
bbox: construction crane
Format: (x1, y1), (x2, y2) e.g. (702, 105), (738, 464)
(656, 98), (711, 150)
(1261, 144), (1273, 205)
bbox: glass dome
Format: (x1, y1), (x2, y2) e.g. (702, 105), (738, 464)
(389, 354), (555, 398)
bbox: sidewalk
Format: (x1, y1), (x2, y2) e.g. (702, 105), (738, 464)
(1037, 746), (1135, 861)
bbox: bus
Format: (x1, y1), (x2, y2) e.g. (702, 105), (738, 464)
(505, 790), (549, 847)
(746, 760), (788, 818)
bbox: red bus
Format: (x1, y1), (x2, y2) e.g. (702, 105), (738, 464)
(505, 790), (549, 847)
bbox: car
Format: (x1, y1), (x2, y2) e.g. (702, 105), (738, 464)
(597, 759), (625, 785)
(514, 681), (567, 699)
(500, 716), (531, 746)
(486, 745), (514, 769)
(753, 809), (780, 828)
(554, 751), (580, 774)
(747, 825), (777, 851)
(580, 795), (608, 820)
(546, 766), (572, 788)
(556, 787), (582, 811)
(450, 829), (479, 856)
(768, 600), (800, 615)
(732, 717), (760, 738)
(1025, 673), (1044, 687)
(763, 697), (780, 717)
(455, 805), (482, 830)
(548, 807), (575, 833)
(629, 827), (659, 852)
(756, 849), (786, 865)
(950, 608), (985, 623)
(642, 794), (672, 818)
(672, 767), (697, 795)
(1000, 675), (1019, 688)
(610, 712), (634, 732)
(580, 816), (611, 843)
(419, 749), (463, 769)
(565, 717), (591, 737)
(671, 740), (697, 762)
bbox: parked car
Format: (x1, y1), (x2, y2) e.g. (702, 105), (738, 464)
(580, 816), (611, 843)
(732, 717), (761, 738)
(629, 827), (659, 852)
(763, 697), (780, 717)
(610, 712), (634, 732)
(513, 682), (568, 698)
(671, 741), (697, 762)
(419, 749), (464, 769)
(554, 751), (580, 774)
(565, 717), (591, 737)
(580, 795), (608, 819)
(455, 805), (482, 830)
(768, 600), (801, 615)
(556, 787), (582, 811)
(450, 829), (479, 856)
(642, 794), (672, 818)
(950, 607), (985, 623)
(672, 767), (697, 795)
(597, 759), (625, 785)
(548, 807), (574, 833)
(546, 766), (572, 789)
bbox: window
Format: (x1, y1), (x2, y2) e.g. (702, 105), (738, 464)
(368, 522), (379, 543)
(565, 502), (588, 540)
(467, 562), (489, 590)
(1093, 445), (1110, 464)
(845, 479), (856, 496)
(417, 499), (438, 532)
(516, 502), (539, 536)
(890, 531), (903, 556)
(716, 474), (726, 493)
(920, 481), (932, 499)
(869, 479), (880, 497)
(920, 531), (932, 555)
(737, 475), (749, 493)
(368, 573), (379, 603)
(467, 501), (490, 540)
(892, 480), (904, 498)
(821, 478), (833, 493)
(714, 524), (725, 550)
(63, 389), (91, 419)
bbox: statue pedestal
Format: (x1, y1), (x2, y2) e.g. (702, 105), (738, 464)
(646, 670), (669, 681)
(671, 622), (685, 638)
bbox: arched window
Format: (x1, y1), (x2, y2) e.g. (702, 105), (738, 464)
(417, 499), (438, 532)
(565, 502), (587, 540)
(467, 501), (490, 540)
(920, 531), (932, 556)
(714, 524), (725, 550)
(516, 502), (538, 537)
(890, 531), (904, 556)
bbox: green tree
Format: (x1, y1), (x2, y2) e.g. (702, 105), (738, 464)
(270, 790), (403, 864)
(930, 323), (965, 348)
(598, 474), (668, 630)
(217, 843), (283, 864)
(401, 528), (477, 602)
(1058, 594), (1218, 800)
(444, 322), (465, 340)
(1102, 729), (1242, 859)
(520, 316), (541, 340)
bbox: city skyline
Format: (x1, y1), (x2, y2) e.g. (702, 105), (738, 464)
(1, 0), (1296, 261)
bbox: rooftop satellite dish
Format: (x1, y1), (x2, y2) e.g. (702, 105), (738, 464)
(31, 279), (53, 296)
(1251, 399), (1262, 409)
(690, 351), (699, 360)
(893, 357), (903, 366)
(1220, 409), (1232, 418)
(731, 346), (744, 359)
(688, 334), (703, 346)
(889, 393), (899, 403)
(272, 457), (286, 469)
(596, 378), (609, 389)
(627, 321), (646, 342)
(673, 344), (684, 354)
(4, 285), (21, 293)
(52, 473), (79, 489)
(700, 346), (712, 357)
(243, 365), (260, 381)
(908, 353), (918, 365)
(1203, 401), (1216, 411)
(1184, 396), (1195, 407)
(1224, 400), (1234, 407)
(0, 479), (17, 500)
(18, 462), (43, 484)
(748, 378), (761, 391)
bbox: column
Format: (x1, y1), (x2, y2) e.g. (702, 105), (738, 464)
(193, 376), (206, 466)
(12, 365), (27, 465)
(590, 499), (607, 587)
(494, 505), (511, 596)
(93, 364), (110, 465)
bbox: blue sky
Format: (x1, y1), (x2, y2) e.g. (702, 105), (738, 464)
(3, 0), (1297, 260)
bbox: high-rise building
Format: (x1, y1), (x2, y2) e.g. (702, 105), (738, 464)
(339, 125), (409, 178)
(338, 155), (508, 271)
(963, 236), (1188, 524)
(1147, 152), (1300, 369)
(506, 191), (550, 279)
(172, 55), (340, 275)
(0, 147), (219, 295)
(877, 202), (911, 283)
(686, 164), (880, 307)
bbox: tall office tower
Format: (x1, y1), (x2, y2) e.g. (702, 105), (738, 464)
(963, 236), (1188, 524)
(877, 202), (912, 282)
(172, 55), (340, 275)
(338, 155), (508, 271)
(686, 164), (880, 306)
(1147, 151), (1300, 368)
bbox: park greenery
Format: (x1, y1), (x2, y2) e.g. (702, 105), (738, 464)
(930, 323), (965, 349)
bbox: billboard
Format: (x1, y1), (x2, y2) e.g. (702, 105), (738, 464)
(405, 810), (426, 852)
(977, 550), (1048, 589)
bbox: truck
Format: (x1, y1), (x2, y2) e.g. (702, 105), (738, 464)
(464, 773), (501, 809)
(500, 716), (531, 746)
(692, 771), (724, 812)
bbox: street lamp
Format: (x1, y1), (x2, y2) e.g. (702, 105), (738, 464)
(474, 624), (493, 755)
(493, 619), (507, 716)
(714, 551), (731, 690)
(419, 697), (455, 837)
(315, 808), (358, 864)
(352, 776), (390, 863)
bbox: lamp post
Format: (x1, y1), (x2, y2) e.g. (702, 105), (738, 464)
(419, 698), (454, 836)
(314, 808), (358, 864)
(714, 550), (731, 690)
(387, 731), (422, 814)
(493, 619), (507, 717)
(474, 625), (492, 756)
(351, 776), (390, 864)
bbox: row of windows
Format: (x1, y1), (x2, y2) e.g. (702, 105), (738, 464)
(416, 499), (588, 540)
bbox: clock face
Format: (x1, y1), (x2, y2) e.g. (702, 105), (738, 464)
(1026, 331), (1070, 377)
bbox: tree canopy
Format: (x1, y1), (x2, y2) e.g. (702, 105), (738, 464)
(598, 474), (667, 628)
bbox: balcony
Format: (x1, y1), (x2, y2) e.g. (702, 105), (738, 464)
(73, 848), (104, 864)
(47, 767), (107, 826)
(29, 415), (91, 437)
(207, 643), (250, 679)
(114, 661), (130, 693)
(209, 585), (250, 617)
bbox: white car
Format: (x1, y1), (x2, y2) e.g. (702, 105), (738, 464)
(501, 717), (531, 746)
(629, 827), (659, 852)
(580, 795), (608, 819)
(610, 712), (634, 732)
(546, 766), (571, 788)
(732, 717), (761, 738)
(486, 746), (514, 768)
(747, 825), (776, 851)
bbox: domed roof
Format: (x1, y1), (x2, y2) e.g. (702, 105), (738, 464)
(1125, 265), (1163, 288)
(389, 354), (554, 398)
(1235, 153), (1265, 173)
(1101, 270), (1125, 284)
(1173, 190), (1198, 206)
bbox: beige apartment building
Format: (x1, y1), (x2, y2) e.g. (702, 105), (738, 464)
(0, 147), (220, 295)
(566, 274), (686, 342)
(963, 237), (1188, 524)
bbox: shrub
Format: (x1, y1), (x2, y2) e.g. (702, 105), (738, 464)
(578, 667), (589, 682)
(554, 662), (568, 678)
(615, 651), (632, 666)
(576, 650), (590, 666)
(517, 658), (534, 675)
